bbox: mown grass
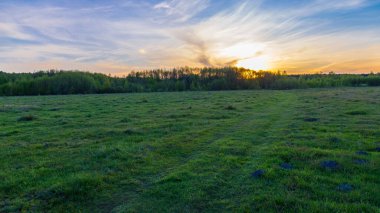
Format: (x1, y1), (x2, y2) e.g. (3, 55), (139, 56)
(0, 87), (379, 212)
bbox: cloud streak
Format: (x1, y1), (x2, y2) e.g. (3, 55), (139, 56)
(153, 0), (209, 22)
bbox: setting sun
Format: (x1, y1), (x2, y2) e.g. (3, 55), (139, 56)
(236, 57), (271, 71)
(218, 43), (272, 71)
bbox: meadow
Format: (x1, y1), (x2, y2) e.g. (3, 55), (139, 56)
(0, 87), (379, 212)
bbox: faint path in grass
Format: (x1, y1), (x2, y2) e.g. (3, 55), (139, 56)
(109, 91), (298, 212)
(173, 91), (297, 169)
(97, 95), (271, 212)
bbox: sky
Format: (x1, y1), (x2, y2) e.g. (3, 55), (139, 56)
(1, 0), (380, 75)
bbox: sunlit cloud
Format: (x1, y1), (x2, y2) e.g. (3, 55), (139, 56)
(0, 0), (379, 74)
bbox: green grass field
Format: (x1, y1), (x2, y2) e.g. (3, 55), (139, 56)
(1, 88), (379, 212)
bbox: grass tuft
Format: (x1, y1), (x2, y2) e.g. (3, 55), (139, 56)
(17, 115), (37, 122)
(346, 110), (368, 115)
(225, 105), (236, 110)
(303, 117), (319, 122)
(124, 128), (142, 135)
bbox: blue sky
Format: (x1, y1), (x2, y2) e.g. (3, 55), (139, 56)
(1, 0), (380, 74)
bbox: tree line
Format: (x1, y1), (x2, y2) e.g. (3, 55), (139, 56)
(0, 67), (379, 96)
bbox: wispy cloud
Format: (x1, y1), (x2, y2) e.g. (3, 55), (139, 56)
(153, 0), (210, 22)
